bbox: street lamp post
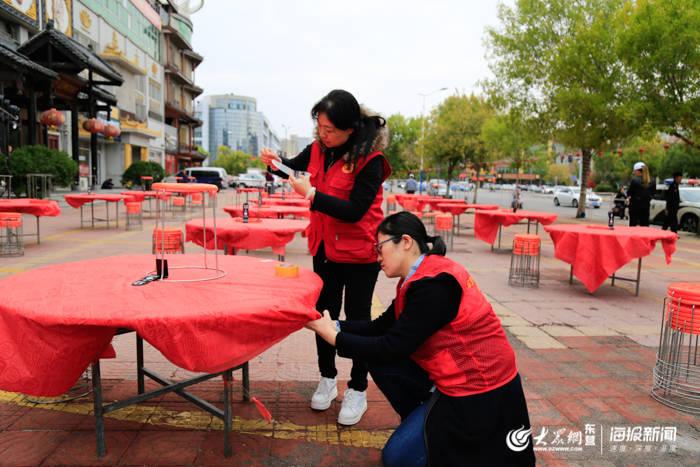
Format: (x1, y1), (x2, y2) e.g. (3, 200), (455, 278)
(281, 124), (289, 157)
(419, 87), (448, 194)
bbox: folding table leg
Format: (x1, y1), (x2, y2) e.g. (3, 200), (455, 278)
(635, 258), (642, 297)
(242, 362), (250, 401)
(137, 335), (145, 394)
(91, 361), (106, 457)
(223, 369), (233, 457)
(36, 217), (40, 244)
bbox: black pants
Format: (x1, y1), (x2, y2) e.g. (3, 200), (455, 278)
(629, 203), (650, 227)
(313, 245), (380, 391)
(370, 360), (536, 466)
(662, 208), (679, 232)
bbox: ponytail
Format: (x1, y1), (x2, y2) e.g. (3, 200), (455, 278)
(425, 235), (447, 256)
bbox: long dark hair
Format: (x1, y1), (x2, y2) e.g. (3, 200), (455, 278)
(377, 211), (446, 256)
(311, 89), (386, 164)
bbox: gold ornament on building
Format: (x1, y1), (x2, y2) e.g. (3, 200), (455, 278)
(80, 9), (91, 30)
(152, 63), (158, 76)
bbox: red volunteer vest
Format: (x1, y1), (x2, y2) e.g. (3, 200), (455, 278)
(395, 255), (518, 397)
(307, 141), (391, 263)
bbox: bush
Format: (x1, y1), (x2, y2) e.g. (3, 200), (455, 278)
(595, 182), (616, 193)
(7, 145), (78, 196)
(121, 161), (165, 188)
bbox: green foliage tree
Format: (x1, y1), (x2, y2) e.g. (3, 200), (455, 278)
(424, 94), (494, 201)
(486, 0), (635, 218)
(659, 145), (700, 179)
(385, 114), (423, 177)
(8, 145), (78, 196)
(121, 160), (164, 188)
(545, 164), (572, 186)
(482, 112), (535, 179)
(617, 0), (700, 147)
(212, 146), (261, 176)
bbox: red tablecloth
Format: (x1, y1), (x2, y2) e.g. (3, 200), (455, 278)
(0, 255), (322, 396)
(186, 218), (309, 256)
(266, 193), (304, 199)
(0, 199), (61, 217)
(64, 193), (133, 209)
(262, 198), (311, 208)
(544, 224), (678, 292)
(474, 210), (558, 245)
(224, 205), (310, 219)
(435, 203), (499, 216)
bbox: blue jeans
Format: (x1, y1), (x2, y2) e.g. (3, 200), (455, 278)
(382, 402), (429, 467)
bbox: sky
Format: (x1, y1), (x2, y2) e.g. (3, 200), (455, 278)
(191, 0), (507, 139)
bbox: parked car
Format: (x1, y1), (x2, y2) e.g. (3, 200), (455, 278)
(541, 186), (555, 194)
(231, 172), (266, 188)
(553, 187), (602, 208)
(184, 167), (229, 190)
(650, 186), (700, 233)
(528, 184), (543, 193)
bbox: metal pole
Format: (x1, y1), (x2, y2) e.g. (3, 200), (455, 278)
(91, 361), (106, 458)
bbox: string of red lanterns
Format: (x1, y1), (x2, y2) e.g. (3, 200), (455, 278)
(39, 108), (65, 128)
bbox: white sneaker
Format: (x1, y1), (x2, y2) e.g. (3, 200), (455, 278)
(337, 388), (367, 426)
(310, 377), (337, 410)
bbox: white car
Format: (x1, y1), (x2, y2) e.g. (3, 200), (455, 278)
(650, 186), (700, 233)
(232, 172), (266, 188)
(541, 186), (555, 194)
(553, 187), (602, 208)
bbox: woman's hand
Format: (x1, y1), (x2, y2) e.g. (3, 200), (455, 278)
(305, 310), (338, 346)
(260, 148), (281, 168)
(289, 173), (313, 199)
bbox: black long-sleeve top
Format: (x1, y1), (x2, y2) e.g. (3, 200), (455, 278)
(269, 141), (384, 223)
(335, 273), (463, 363)
(627, 176), (653, 203)
(665, 181), (681, 209)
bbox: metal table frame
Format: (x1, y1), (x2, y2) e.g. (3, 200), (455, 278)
(91, 330), (249, 458)
(569, 257), (643, 296)
(80, 200), (121, 229)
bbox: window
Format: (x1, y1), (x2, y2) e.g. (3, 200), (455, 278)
(148, 79), (161, 101)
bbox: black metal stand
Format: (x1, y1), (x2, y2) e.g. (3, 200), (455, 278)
(491, 220), (540, 253)
(80, 201), (119, 229)
(569, 257), (643, 296)
(91, 332), (249, 458)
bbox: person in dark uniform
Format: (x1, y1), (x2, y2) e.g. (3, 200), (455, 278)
(662, 172), (682, 232)
(627, 162), (654, 226)
(261, 89), (391, 426)
(306, 212), (536, 467)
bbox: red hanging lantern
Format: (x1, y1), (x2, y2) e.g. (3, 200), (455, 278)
(83, 118), (104, 134)
(663, 143), (670, 151)
(40, 108), (65, 128)
(639, 147), (645, 154)
(102, 124), (120, 138)
(617, 148), (623, 156)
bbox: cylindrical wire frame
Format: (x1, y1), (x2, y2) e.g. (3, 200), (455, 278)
(651, 295), (699, 414)
(153, 187), (226, 282)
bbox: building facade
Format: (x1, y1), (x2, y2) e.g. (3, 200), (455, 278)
(195, 93), (280, 165)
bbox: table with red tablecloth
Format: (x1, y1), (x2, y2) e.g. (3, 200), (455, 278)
(0, 199), (61, 243)
(435, 202), (500, 233)
(474, 209), (558, 251)
(64, 193), (133, 228)
(224, 204), (310, 219)
(262, 198), (311, 208)
(235, 187), (263, 205)
(120, 190), (172, 212)
(0, 254), (322, 456)
(544, 224), (678, 295)
(186, 217), (309, 260)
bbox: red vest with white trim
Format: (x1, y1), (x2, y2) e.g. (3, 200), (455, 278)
(395, 255), (518, 397)
(307, 141), (391, 263)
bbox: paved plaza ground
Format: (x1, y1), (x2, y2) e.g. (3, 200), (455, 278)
(0, 188), (699, 466)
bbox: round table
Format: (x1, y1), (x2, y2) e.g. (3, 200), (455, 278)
(544, 224), (678, 295)
(474, 209), (558, 251)
(186, 217), (309, 260)
(0, 199), (61, 243)
(262, 198), (311, 208)
(224, 204), (310, 219)
(64, 193), (133, 228)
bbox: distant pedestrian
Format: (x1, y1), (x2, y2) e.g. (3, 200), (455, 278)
(662, 171), (682, 232)
(405, 173), (417, 194)
(627, 162), (653, 227)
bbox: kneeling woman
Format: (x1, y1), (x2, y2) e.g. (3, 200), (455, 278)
(306, 212), (535, 466)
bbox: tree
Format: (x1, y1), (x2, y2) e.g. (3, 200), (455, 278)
(617, 0), (700, 148)
(9, 145), (77, 196)
(424, 94), (494, 200)
(486, 0), (635, 218)
(546, 164), (572, 186)
(212, 146), (259, 176)
(482, 111), (536, 184)
(660, 144), (700, 179)
(384, 114), (423, 177)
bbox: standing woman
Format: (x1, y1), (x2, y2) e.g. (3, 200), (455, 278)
(627, 162), (653, 226)
(261, 90), (391, 425)
(306, 212), (535, 466)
